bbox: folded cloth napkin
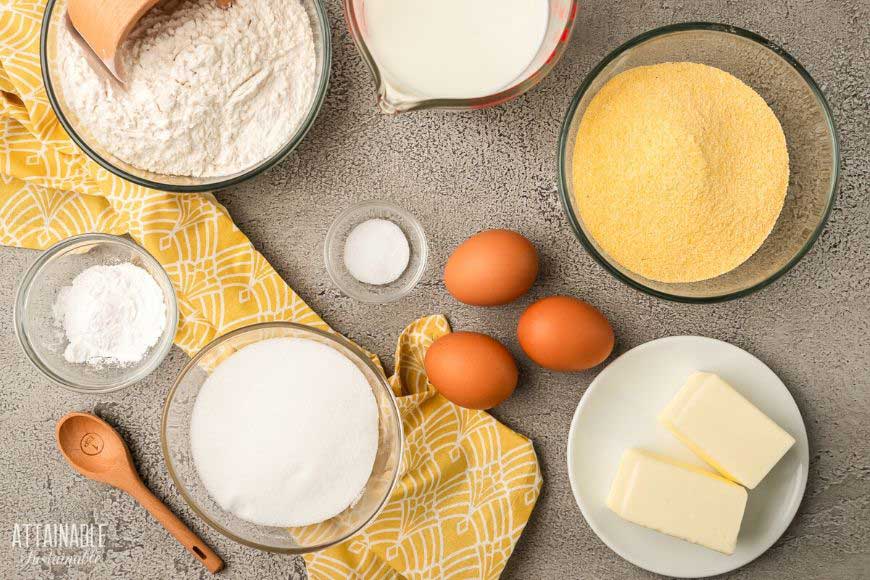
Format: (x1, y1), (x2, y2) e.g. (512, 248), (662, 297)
(0, 1), (542, 577)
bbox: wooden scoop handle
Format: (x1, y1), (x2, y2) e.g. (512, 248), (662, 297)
(128, 480), (224, 573)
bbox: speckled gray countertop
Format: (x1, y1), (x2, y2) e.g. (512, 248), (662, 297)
(1, 0), (867, 578)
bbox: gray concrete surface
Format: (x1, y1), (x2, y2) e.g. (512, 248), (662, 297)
(1, 0), (868, 578)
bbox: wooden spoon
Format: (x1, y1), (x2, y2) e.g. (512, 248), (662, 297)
(66, 0), (233, 82)
(56, 412), (224, 574)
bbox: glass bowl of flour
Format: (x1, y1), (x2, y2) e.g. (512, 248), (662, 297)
(161, 322), (403, 553)
(40, 0), (331, 192)
(14, 234), (178, 393)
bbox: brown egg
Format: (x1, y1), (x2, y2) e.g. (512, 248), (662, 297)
(517, 296), (615, 371)
(424, 332), (518, 410)
(444, 229), (538, 306)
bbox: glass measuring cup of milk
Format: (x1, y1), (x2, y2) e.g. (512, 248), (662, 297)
(345, 0), (578, 113)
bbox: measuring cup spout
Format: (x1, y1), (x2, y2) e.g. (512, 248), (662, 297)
(376, 82), (422, 115)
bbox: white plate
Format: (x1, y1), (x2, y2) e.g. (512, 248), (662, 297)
(567, 336), (809, 578)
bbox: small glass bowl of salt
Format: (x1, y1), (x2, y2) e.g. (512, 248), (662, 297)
(14, 233), (178, 393)
(324, 200), (428, 303)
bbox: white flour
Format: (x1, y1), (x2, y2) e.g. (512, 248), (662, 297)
(189, 338), (380, 527)
(58, 0), (317, 177)
(53, 263), (167, 365)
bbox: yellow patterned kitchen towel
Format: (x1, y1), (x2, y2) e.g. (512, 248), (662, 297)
(0, 1), (541, 578)
(306, 316), (542, 579)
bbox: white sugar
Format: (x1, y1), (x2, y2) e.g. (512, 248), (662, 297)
(189, 338), (379, 527)
(344, 219), (410, 285)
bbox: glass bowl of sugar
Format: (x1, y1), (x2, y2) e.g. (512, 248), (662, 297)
(14, 233), (178, 393)
(324, 200), (428, 303)
(161, 322), (404, 554)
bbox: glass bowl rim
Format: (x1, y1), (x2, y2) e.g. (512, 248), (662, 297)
(343, 0), (579, 113)
(323, 200), (429, 304)
(14, 233), (179, 393)
(39, 0), (333, 193)
(160, 320), (405, 554)
(557, 21), (840, 304)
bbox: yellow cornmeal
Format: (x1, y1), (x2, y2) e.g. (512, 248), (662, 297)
(572, 62), (789, 283)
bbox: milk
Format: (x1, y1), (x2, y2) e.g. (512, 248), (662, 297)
(362, 0), (549, 99)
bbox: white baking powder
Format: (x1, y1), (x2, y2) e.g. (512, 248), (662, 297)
(189, 338), (380, 527)
(52, 263), (167, 365)
(58, 0), (317, 177)
(344, 219), (410, 285)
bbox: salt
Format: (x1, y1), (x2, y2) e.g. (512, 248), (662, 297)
(344, 219), (410, 285)
(189, 338), (379, 527)
(52, 263), (166, 365)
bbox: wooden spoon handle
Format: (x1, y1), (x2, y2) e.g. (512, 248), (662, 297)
(128, 481), (224, 573)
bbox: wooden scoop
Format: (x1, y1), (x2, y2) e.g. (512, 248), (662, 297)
(66, 0), (233, 82)
(56, 412), (224, 574)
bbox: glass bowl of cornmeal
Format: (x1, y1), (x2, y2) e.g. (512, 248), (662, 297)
(161, 322), (403, 554)
(558, 23), (839, 302)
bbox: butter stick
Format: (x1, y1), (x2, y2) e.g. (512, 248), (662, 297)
(659, 372), (795, 489)
(607, 448), (747, 554)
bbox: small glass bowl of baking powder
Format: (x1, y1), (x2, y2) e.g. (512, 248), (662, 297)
(324, 201), (428, 303)
(14, 234), (178, 393)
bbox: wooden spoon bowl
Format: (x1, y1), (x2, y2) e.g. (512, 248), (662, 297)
(56, 412), (129, 479)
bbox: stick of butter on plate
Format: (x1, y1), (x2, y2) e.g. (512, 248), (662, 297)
(607, 448), (747, 554)
(659, 372), (796, 489)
